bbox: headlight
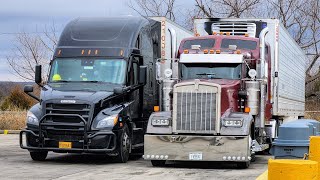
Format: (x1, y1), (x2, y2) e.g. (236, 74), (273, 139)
(26, 111), (39, 125)
(151, 119), (170, 126)
(223, 119), (243, 127)
(94, 114), (118, 129)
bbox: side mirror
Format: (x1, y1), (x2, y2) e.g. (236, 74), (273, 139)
(23, 85), (40, 102)
(139, 66), (147, 85)
(35, 65), (42, 84)
(114, 87), (124, 95)
(24, 85), (34, 93)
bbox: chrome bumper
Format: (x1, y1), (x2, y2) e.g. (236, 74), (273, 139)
(144, 135), (250, 162)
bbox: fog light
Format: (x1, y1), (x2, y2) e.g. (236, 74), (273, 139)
(165, 155), (169, 159)
(242, 157), (246, 161)
(151, 155), (155, 159)
(223, 156), (227, 160)
(155, 155), (159, 159)
(160, 155), (164, 159)
(237, 156), (241, 160)
(142, 155), (145, 159)
(147, 155), (150, 159)
(227, 156), (231, 160)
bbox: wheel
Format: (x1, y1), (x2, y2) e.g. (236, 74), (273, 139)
(237, 161), (250, 169)
(115, 125), (131, 163)
(30, 151), (48, 161)
(251, 153), (256, 162)
(151, 160), (166, 167)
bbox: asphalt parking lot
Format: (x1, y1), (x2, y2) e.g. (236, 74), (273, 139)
(0, 134), (269, 180)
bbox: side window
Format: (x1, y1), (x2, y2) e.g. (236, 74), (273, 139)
(128, 57), (139, 86)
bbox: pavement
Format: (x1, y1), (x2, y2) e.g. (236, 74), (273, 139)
(0, 134), (270, 180)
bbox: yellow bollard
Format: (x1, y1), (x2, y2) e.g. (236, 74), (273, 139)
(309, 136), (320, 178)
(268, 159), (318, 180)
(3, 130), (8, 135)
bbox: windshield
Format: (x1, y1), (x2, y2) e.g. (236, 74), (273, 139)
(49, 58), (126, 84)
(181, 63), (241, 80)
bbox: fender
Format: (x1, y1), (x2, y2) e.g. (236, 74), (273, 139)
(220, 111), (254, 136)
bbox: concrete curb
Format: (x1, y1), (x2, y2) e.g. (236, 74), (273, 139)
(0, 130), (21, 134)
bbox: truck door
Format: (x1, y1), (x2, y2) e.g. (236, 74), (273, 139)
(128, 56), (140, 120)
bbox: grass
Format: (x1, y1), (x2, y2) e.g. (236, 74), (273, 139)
(0, 110), (26, 130)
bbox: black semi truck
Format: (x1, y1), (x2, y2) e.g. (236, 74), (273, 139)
(19, 16), (192, 162)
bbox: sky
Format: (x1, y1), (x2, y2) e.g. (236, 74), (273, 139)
(0, 0), (194, 82)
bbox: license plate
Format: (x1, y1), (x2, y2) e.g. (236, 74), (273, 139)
(189, 152), (203, 160)
(59, 142), (72, 149)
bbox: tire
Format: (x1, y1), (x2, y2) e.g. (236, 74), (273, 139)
(151, 160), (166, 167)
(115, 125), (131, 163)
(30, 151), (48, 161)
(237, 161), (250, 169)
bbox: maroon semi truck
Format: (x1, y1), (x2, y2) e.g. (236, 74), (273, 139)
(143, 18), (306, 168)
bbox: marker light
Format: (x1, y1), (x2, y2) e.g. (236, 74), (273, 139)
(209, 49), (215, 54)
(245, 107), (250, 113)
(195, 33), (200, 37)
(58, 50), (61, 55)
(219, 32), (224, 35)
(226, 32), (231, 36)
(212, 32), (217, 35)
(216, 49), (221, 54)
(154, 106), (160, 112)
(81, 50), (85, 55)
(236, 50), (241, 54)
(244, 33), (249, 37)
(203, 49), (209, 54)
(183, 49), (189, 54)
(95, 49), (99, 55)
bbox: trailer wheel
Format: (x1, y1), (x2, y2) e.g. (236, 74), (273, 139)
(30, 151), (48, 161)
(115, 124), (131, 163)
(236, 161), (250, 169)
(151, 160), (166, 167)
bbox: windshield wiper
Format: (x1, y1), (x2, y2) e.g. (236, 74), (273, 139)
(196, 73), (216, 76)
(50, 80), (70, 83)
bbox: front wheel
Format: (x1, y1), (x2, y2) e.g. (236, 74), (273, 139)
(114, 125), (131, 163)
(30, 151), (48, 161)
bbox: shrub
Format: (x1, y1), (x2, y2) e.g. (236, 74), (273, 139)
(0, 85), (36, 110)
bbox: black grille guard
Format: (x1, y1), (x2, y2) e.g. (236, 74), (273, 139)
(20, 113), (117, 153)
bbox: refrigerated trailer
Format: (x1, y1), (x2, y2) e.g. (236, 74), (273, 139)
(20, 16), (192, 162)
(143, 18), (306, 168)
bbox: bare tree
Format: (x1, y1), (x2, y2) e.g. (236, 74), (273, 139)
(6, 25), (58, 81)
(128, 0), (177, 21)
(194, 0), (260, 18)
(266, 0), (320, 76)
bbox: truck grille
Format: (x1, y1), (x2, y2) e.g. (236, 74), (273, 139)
(175, 90), (217, 133)
(44, 103), (91, 126)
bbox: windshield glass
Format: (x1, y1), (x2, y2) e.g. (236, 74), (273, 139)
(221, 39), (257, 50)
(181, 63), (241, 80)
(49, 58), (126, 84)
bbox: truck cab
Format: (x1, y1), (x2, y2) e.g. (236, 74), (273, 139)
(20, 17), (152, 163)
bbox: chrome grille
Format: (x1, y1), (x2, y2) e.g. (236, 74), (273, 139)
(176, 90), (216, 133)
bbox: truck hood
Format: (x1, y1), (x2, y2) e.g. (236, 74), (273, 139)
(41, 85), (114, 104)
(179, 79), (241, 114)
(180, 79), (240, 88)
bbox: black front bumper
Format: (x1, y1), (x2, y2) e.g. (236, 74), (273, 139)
(19, 113), (117, 153)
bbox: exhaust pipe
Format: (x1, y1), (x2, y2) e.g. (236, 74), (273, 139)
(257, 27), (269, 128)
(161, 27), (177, 111)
